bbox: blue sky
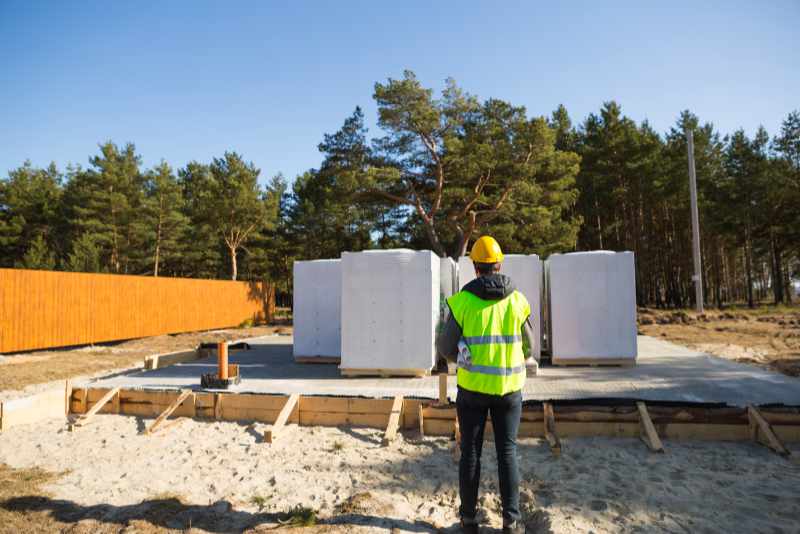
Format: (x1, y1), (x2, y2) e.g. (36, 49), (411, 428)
(1, 1), (797, 184)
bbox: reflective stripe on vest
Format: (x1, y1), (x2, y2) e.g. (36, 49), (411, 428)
(447, 288), (531, 396)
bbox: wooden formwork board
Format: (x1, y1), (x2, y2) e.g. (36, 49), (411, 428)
(66, 388), (800, 445)
(144, 350), (201, 370)
(0, 384), (70, 432)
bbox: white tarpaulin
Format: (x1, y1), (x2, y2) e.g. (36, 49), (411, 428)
(292, 259), (342, 358)
(457, 255), (542, 358)
(341, 250), (439, 372)
(546, 251), (637, 362)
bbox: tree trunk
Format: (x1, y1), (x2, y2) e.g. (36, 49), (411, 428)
(230, 246), (238, 280)
(745, 234), (754, 308)
(153, 212), (163, 277)
(770, 234), (783, 304)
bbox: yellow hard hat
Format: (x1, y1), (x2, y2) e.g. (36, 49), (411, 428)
(469, 235), (504, 264)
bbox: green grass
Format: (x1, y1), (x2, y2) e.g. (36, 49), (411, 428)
(277, 505), (317, 527)
(250, 494), (270, 511)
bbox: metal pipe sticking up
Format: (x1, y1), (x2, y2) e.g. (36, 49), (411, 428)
(218, 341), (229, 380)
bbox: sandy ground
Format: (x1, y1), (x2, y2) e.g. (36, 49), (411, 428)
(639, 307), (800, 377)
(1, 416), (799, 533)
(0, 325), (292, 400)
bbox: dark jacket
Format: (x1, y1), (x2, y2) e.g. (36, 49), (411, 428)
(436, 273), (537, 363)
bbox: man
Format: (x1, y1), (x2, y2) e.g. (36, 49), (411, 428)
(436, 236), (537, 534)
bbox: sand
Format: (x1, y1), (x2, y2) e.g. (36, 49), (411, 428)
(1, 415), (799, 533)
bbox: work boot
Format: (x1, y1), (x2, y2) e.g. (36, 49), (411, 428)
(460, 518), (479, 534)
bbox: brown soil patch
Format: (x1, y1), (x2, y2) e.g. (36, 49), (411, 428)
(638, 306), (800, 377)
(0, 325), (292, 393)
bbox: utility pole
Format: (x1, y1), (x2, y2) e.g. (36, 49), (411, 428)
(686, 129), (704, 313)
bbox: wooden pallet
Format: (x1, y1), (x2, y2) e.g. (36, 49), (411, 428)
(551, 357), (636, 367)
(294, 356), (341, 364)
(339, 367), (430, 378)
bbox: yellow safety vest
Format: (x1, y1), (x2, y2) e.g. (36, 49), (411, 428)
(447, 289), (530, 396)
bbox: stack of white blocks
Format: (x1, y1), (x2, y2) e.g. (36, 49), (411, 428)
(292, 260), (342, 360)
(457, 255), (542, 359)
(546, 251), (637, 364)
(340, 250), (439, 373)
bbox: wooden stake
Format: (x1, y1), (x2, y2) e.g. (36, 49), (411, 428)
(64, 380), (72, 417)
(80, 387), (88, 414)
(70, 387), (121, 430)
(143, 390), (193, 435)
(543, 402), (561, 457)
(264, 393), (299, 444)
(438, 373), (448, 405)
(382, 395), (404, 445)
(418, 403), (425, 437)
(637, 402), (665, 453)
(214, 393), (222, 420)
(748, 405), (790, 457)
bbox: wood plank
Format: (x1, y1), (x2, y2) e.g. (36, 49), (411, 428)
(382, 395), (404, 445)
(418, 403), (424, 436)
(300, 397), (394, 415)
(543, 402), (562, 457)
(112, 387), (121, 414)
(212, 393), (293, 411)
(264, 393), (300, 443)
(438, 373), (448, 404)
(748, 405), (791, 457)
(340, 368), (429, 378)
(300, 412), (388, 428)
(64, 380), (71, 417)
(70, 387), (120, 430)
(143, 390), (193, 435)
(80, 387), (88, 414)
(214, 394), (222, 420)
(637, 402), (665, 453)
(294, 356), (341, 364)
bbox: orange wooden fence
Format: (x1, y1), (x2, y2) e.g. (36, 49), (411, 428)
(0, 269), (275, 353)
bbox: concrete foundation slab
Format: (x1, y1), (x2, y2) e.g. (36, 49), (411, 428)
(85, 335), (800, 407)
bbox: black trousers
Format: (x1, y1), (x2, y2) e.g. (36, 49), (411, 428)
(456, 386), (522, 525)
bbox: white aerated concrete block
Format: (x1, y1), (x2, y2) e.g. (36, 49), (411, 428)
(292, 260), (342, 358)
(458, 255), (542, 358)
(341, 250), (439, 372)
(439, 256), (457, 319)
(546, 251), (637, 362)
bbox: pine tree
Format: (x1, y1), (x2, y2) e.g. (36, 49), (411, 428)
(66, 233), (101, 273)
(0, 161), (63, 267)
(63, 142), (145, 273)
(16, 234), (56, 270)
(142, 161), (188, 276)
(195, 152), (265, 280)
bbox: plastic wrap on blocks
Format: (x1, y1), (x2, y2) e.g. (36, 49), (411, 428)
(293, 259), (342, 358)
(341, 250), (438, 371)
(546, 251), (637, 360)
(458, 254), (542, 358)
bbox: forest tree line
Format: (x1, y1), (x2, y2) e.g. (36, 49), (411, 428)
(1, 71), (798, 308)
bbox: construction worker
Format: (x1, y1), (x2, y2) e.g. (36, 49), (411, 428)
(436, 236), (537, 534)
